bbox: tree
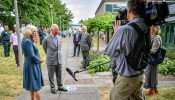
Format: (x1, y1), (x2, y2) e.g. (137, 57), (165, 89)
(85, 13), (116, 53)
(0, 0), (74, 29)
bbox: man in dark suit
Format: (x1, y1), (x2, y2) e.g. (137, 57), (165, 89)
(80, 26), (91, 69)
(73, 28), (82, 57)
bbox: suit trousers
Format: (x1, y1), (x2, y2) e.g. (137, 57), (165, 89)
(110, 73), (145, 100)
(82, 51), (90, 67)
(13, 45), (19, 66)
(73, 41), (80, 56)
(47, 64), (63, 90)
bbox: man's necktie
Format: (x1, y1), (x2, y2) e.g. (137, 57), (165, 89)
(76, 33), (78, 41)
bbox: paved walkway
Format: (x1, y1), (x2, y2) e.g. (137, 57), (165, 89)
(16, 37), (101, 100)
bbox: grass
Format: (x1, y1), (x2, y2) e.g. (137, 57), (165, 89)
(0, 41), (46, 100)
(99, 87), (175, 100)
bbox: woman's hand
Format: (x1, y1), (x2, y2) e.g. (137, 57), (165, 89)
(40, 58), (44, 63)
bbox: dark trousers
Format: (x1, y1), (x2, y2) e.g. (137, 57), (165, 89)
(3, 41), (11, 57)
(13, 45), (19, 66)
(82, 51), (90, 67)
(73, 41), (80, 56)
(47, 64), (63, 90)
(39, 36), (43, 45)
(0, 38), (3, 45)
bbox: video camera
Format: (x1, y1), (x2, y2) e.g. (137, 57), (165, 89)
(112, 7), (129, 26)
(112, 1), (174, 26)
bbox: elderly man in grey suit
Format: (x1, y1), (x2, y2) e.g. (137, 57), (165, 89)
(80, 26), (91, 69)
(42, 24), (67, 94)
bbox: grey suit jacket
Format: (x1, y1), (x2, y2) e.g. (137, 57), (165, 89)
(80, 33), (91, 52)
(42, 34), (62, 65)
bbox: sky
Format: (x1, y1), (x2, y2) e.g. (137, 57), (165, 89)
(61, 0), (101, 24)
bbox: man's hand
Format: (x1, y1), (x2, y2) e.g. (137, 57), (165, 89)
(113, 20), (121, 34)
(78, 42), (80, 44)
(40, 58), (44, 63)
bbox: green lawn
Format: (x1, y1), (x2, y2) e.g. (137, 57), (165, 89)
(0, 42), (46, 100)
(99, 87), (175, 100)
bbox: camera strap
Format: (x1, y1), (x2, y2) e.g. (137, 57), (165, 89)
(128, 22), (145, 37)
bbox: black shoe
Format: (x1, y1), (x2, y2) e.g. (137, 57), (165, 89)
(51, 89), (57, 94)
(58, 87), (68, 92)
(72, 55), (75, 57)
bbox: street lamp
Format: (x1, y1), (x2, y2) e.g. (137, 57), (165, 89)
(60, 16), (61, 34)
(50, 4), (53, 25)
(60, 15), (64, 34)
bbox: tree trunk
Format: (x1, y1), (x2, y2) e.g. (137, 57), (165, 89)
(107, 32), (109, 44)
(97, 31), (99, 54)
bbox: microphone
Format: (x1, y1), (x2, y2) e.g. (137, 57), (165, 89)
(66, 68), (78, 81)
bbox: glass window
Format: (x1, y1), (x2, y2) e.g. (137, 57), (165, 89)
(113, 9), (118, 13)
(106, 4), (112, 12)
(113, 4), (118, 8)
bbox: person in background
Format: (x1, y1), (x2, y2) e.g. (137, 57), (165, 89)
(43, 28), (48, 37)
(10, 26), (23, 68)
(13, 24), (16, 33)
(62, 31), (66, 38)
(21, 24), (25, 34)
(80, 26), (91, 69)
(72, 28), (82, 57)
(0, 23), (4, 45)
(1, 25), (11, 57)
(144, 25), (162, 95)
(34, 31), (39, 47)
(22, 25), (44, 100)
(39, 27), (44, 45)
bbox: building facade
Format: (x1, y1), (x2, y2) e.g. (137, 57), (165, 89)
(95, 0), (128, 17)
(71, 24), (81, 32)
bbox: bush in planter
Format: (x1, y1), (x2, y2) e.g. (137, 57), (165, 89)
(87, 54), (110, 74)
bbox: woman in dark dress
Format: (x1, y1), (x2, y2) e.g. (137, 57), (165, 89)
(22, 25), (44, 100)
(144, 25), (162, 95)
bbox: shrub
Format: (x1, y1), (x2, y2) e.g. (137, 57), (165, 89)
(164, 47), (175, 59)
(87, 54), (110, 74)
(159, 58), (175, 75)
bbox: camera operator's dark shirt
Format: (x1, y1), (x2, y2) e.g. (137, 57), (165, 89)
(105, 18), (148, 76)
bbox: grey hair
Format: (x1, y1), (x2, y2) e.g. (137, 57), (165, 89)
(76, 28), (79, 30)
(127, 0), (146, 17)
(51, 24), (58, 30)
(23, 24), (37, 38)
(82, 26), (87, 30)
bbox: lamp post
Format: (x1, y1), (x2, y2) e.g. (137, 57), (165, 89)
(63, 19), (64, 32)
(14, 0), (23, 74)
(60, 16), (61, 34)
(50, 4), (53, 25)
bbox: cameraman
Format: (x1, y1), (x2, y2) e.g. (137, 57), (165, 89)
(105, 0), (148, 100)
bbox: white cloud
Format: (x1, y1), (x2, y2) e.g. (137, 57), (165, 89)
(62, 0), (101, 24)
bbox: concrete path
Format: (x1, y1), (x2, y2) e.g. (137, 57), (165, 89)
(16, 37), (101, 100)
